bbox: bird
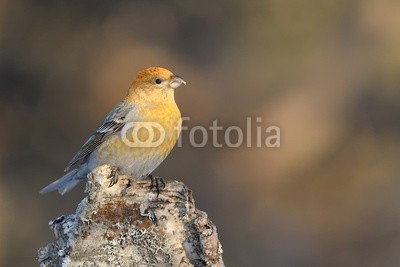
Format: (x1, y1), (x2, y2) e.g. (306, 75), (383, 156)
(40, 67), (186, 195)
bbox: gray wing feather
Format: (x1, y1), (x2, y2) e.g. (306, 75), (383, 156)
(64, 101), (137, 172)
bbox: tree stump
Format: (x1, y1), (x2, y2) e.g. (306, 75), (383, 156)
(38, 165), (224, 267)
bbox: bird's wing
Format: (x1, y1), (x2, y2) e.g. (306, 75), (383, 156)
(64, 101), (138, 172)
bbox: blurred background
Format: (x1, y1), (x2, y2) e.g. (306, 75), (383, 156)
(1, 0), (400, 266)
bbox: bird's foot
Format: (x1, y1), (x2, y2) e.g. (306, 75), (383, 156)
(148, 174), (166, 197)
(107, 167), (120, 187)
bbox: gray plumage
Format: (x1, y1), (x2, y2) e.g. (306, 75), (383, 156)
(40, 101), (137, 195)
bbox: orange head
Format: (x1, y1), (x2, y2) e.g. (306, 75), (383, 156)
(127, 67), (186, 103)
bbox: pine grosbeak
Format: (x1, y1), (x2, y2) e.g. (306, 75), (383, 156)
(41, 67), (185, 194)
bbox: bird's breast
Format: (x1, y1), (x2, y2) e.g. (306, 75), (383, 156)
(90, 101), (181, 177)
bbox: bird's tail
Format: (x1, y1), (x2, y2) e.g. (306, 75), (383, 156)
(40, 168), (86, 195)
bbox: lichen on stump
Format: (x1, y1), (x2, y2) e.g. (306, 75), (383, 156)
(38, 165), (224, 267)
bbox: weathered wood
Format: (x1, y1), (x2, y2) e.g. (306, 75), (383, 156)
(38, 165), (224, 267)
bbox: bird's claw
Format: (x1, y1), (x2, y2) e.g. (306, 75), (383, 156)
(107, 167), (120, 187)
(148, 174), (165, 197)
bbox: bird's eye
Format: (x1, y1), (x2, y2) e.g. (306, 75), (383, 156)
(155, 78), (162, 84)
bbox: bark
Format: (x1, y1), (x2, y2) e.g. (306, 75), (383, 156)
(38, 165), (224, 267)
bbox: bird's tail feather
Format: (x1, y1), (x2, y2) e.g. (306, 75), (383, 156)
(40, 169), (86, 195)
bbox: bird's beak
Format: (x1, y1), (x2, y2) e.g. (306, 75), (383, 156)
(170, 75), (186, 89)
